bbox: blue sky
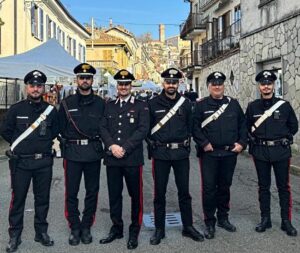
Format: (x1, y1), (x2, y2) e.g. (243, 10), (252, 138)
(60, 0), (190, 39)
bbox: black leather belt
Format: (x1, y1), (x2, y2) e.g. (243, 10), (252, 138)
(18, 153), (53, 160)
(256, 138), (290, 147)
(213, 145), (235, 151)
(67, 139), (100, 145)
(156, 140), (190, 150)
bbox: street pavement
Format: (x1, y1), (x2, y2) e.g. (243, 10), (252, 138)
(0, 142), (300, 253)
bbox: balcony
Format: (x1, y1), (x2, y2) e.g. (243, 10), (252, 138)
(199, 20), (241, 65)
(87, 60), (118, 70)
(180, 13), (206, 40)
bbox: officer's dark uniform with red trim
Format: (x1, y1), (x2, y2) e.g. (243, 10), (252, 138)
(99, 69), (149, 250)
(148, 68), (204, 245)
(1, 70), (59, 252)
(58, 63), (105, 245)
(246, 70), (298, 236)
(192, 72), (247, 239)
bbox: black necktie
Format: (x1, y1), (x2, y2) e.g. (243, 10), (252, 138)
(121, 100), (126, 108)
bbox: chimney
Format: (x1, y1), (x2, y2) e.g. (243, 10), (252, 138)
(159, 24), (165, 44)
(109, 18), (113, 28)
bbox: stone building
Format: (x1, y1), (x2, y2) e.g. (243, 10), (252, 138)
(180, 0), (300, 149)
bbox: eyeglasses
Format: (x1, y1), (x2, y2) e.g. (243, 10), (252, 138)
(165, 80), (179, 85)
(117, 81), (131, 86)
(78, 75), (93, 80)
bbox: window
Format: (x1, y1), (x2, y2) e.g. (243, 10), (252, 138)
(47, 16), (52, 39)
(62, 31), (65, 48)
(234, 5), (241, 33)
(31, 4), (43, 41)
(53, 22), (57, 39)
(78, 44), (82, 61)
(67, 36), (72, 54)
(73, 39), (76, 57)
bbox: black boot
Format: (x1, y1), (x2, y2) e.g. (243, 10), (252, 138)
(69, 229), (81, 246)
(217, 219), (237, 232)
(204, 225), (215, 239)
(150, 228), (165, 245)
(34, 233), (54, 246)
(255, 217), (272, 233)
(81, 228), (93, 244)
(6, 237), (21, 253)
(182, 226), (204, 242)
(99, 226), (123, 244)
(281, 220), (297, 236)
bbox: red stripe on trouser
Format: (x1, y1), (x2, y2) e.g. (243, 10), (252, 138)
(138, 166), (144, 226)
(9, 163), (15, 230)
(151, 159), (156, 223)
(288, 158), (292, 221)
(198, 158), (206, 220)
(92, 192), (99, 225)
(63, 159), (71, 227)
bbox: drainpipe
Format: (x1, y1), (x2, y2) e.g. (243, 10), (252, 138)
(14, 0), (17, 54)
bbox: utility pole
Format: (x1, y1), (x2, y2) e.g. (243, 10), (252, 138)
(91, 17), (94, 49)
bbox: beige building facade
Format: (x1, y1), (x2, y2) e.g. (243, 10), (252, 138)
(0, 0), (89, 61)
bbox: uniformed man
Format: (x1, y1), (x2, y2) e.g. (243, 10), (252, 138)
(148, 67), (204, 245)
(192, 71), (247, 239)
(58, 63), (105, 245)
(246, 70), (298, 236)
(99, 69), (149, 250)
(1, 70), (59, 252)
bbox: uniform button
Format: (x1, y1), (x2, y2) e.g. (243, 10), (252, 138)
(119, 115), (122, 118)
(117, 138), (121, 141)
(118, 130), (121, 133)
(119, 122), (122, 126)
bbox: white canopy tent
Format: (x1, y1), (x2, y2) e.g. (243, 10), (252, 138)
(0, 39), (81, 83)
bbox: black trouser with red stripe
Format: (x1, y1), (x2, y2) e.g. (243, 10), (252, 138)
(199, 153), (237, 226)
(64, 159), (101, 231)
(152, 158), (193, 229)
(106, 166), (143, 236)
(8, 163), (52, 238)
(253, 158), (292, 220)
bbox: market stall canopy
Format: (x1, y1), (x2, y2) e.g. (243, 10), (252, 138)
(0, 39), (81, 81)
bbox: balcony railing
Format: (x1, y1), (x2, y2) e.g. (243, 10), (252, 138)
(87, 60), (118, 70)
(180, 53), (192, 69)
(199, 19), (241, 65)
(180, 13), (206, 40)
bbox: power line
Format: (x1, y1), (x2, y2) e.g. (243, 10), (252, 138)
(93, 18), (180, 27)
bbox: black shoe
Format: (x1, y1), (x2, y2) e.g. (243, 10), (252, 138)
(281, 220), (297, 236)
(150, 228), (165, 245)
(255, 217), (272, 233)
(6, 237), (21, 253)
(127, 235), (138, 250)
(204, 225), (215, 239)
(99, 229), (123, 244)
(69, 229), (81, 246)
(81, 228), (93, 244)
(217, 219), (237, 232)
(182, 226), (204, 242)
(34, 233), (54, 246)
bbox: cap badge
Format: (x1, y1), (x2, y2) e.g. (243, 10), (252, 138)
(263, 71), (271, 78)
(169, 69), (178, 75)
(214, 72), (222, 78)
(120, 70), (128, 76)
(33, 71), (42, 77)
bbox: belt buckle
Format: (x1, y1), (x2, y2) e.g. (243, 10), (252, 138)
(267, 141), (275, 146)
(170, 143), (178, 149)
(81, 139), (88, 145)
(34, 153), (43, 160)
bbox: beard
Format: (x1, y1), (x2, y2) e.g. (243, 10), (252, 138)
(165, 88), (176, 96)
(78, 83), (92, 91)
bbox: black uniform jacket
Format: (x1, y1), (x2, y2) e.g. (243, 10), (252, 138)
(245, 95), (298, 162)
(193, 95), (247, 157)
(59, 91), (105, 162)
(148, 90), (192, 160)
(100, 96), (149, 167)
(0, 98), (59, 169)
